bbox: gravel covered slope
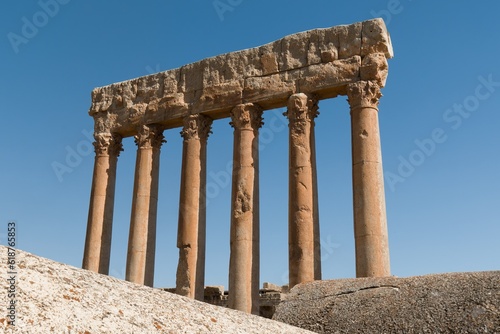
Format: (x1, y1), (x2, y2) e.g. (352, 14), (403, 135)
(0, 246), (314, 333)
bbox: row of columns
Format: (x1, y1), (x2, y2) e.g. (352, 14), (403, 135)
(82, 80), (390, 314)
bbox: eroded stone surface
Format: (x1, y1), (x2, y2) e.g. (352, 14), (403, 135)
(0, 246), (314, 334)
(89, 18), (392, 136)
(274, 272), (500, 333)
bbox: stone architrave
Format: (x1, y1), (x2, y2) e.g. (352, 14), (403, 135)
(285, 93), (321, 289)
(89, 19), (393, 136)
(175, 114), (213, 300)
(347, 80), (390, 277)
(82, 132), (122, 274)
(126, 124), (165, 287)
(228, 103), (263, 314)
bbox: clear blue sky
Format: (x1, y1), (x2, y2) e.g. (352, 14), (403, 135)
(1, 1), (499, 288)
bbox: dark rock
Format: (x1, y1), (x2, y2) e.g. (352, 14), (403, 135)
(274, 271), (500, 333)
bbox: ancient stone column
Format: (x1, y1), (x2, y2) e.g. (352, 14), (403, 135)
(285, 93), (321, 289)
(126, 124), (165, 287)
(175, 114), (212, 300)
(311, 119), (322, 281)
(228, 103), (263, 314)
(347, 81), (391, 278)
(83, 132), (123, 274)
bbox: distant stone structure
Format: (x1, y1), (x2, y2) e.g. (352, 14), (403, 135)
(164, 282), (287, 319)
(82, 18), (393, 314)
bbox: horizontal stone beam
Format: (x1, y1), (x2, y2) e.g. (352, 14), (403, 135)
(89, 18), (393, 136)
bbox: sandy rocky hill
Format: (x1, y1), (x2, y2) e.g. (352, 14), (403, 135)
(0, 246), (313, 333)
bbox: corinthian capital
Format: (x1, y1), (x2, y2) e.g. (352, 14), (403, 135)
(230, 103), (263, 131)
(134, 124), (166, 149)
(284, 93), (319, 134)
(180, 114), (213, 141)
(346, 81), (382, 111)
(93, 133), (123, 157)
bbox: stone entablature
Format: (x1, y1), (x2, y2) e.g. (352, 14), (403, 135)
(89, 19), (392, 136)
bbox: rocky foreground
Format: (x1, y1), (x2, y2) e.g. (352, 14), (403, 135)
(0, 246), (313, 333)
(274, 271), (500, 333)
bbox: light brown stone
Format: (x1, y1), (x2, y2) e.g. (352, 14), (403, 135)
(176, 114), (212, 300)
(347, 81), (390, 277)
(82, 133), (122, 274)
(285, 93), (321, 288)
(126, 125), (165, 286)
(228, 103), (263, 314)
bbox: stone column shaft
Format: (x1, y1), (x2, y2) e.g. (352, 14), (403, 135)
(347, 81), (390, 277)
(286, 93), (321, 289)
(176, 115), (212, 300)
(311, 123), (322, 280)
(126, 125), (165, 286)
(228, 103), (263, 314)
(83, 133), (122, 274)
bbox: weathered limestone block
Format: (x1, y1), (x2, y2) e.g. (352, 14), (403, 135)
(89, 18), (393, 136)
(281, 30), (312, 71)
(299, 56), (361, 97)
(361, 18), (394, 58)
(274, 272), (500, 333)
(360, 53), (389, 86)
(243, 73), (296, 108)
(338, 21), (362, 59)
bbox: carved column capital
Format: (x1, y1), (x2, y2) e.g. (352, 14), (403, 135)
(347, 81), (382, 111)
(230, 103), (264, 131)
(93, 133), (123, 157)
(284, 93), (319, 134)
(180, 114), (213, 141)
(134, 124), (166, 149)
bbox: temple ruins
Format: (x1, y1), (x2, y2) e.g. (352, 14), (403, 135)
(82, 18), (393, 314)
